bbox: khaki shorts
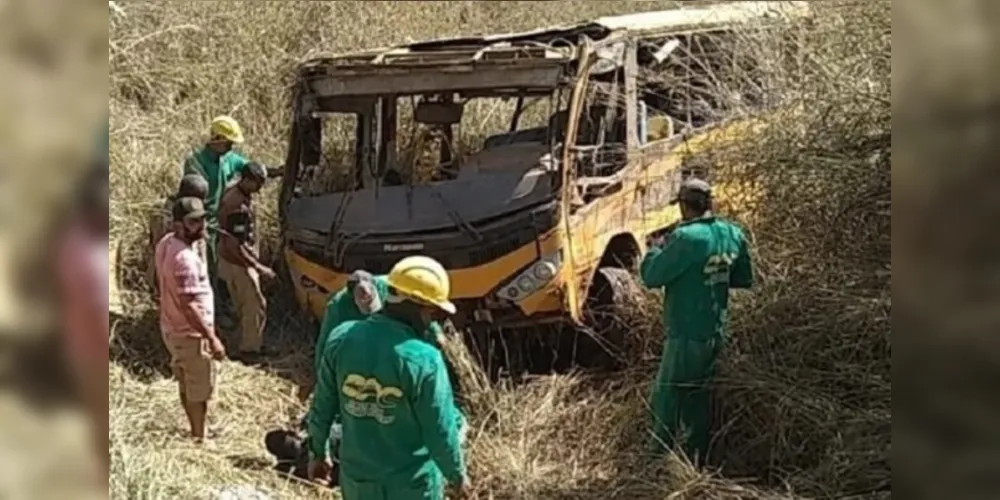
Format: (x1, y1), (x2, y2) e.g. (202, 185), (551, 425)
(164, 336), (216, 403)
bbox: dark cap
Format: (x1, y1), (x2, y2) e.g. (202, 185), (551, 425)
(670, 178), (712, 205)
(172, 196), (207, 222)
(178, 174), (209, 199)
(244, 162), (268, 182)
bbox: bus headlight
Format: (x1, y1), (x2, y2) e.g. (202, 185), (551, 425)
(496, 251), (563, 303)
(532, 261), (558, 281)
(517, 276), (536, 293)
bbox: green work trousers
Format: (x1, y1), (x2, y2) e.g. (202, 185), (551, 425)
(650, 336), (723, 463)
(339, 469), (444, 500)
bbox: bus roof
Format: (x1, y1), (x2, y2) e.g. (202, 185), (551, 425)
(297, 1), (810, 97)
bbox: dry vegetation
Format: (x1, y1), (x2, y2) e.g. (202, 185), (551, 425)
(109, 1), (890, 499)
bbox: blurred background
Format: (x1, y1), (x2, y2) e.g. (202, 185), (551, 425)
(0, 1), (106, 499)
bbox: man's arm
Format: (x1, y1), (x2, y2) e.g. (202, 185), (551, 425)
(178, 294), (215, 338)
(307, 327), (345, 461)
(224, 152), (252, 189)
(218, 204), (270, 273)
(218, 230), (267, 270)
(640, 231), (696, 289)
(314, 292), (345, 375)
(172, 254), (218, 341)
(412, 352), (467, 486)
(730, 231), (754, 289)
(56, 239), (108, 347)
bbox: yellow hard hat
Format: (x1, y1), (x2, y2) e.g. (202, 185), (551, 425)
(386, 256), (456, 314)
(209, 115), (245, 144)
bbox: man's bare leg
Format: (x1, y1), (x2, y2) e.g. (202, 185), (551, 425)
(179, 392), (208, 440)
(188, 401), (208, 441)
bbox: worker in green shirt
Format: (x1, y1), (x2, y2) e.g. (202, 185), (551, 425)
(640, 178), (754, 464)
(315, 271), (389, 377)
(315, 273), (450, 374)
(295, 269), (456, 484)
(182, 115), (252, 282)
(306, 255), (469, 500)
(296, 270), (389, 438)
(303, 270), (448, 402)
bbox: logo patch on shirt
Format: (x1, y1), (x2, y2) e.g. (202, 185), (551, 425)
(341, 374), (403, 425)
(703, 253), (736, 286)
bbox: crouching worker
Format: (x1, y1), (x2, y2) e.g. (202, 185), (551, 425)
(298, 270), (388, 403)
(301, 269), (451, 403)
(264, 428), (340, 484)
(306, 256), (469, 500)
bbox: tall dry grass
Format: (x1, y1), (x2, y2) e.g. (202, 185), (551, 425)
(109, 2), (890, 499)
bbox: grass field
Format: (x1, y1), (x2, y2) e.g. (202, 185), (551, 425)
(109, 2), (890, 499)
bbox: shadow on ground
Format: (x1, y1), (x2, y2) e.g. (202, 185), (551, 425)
(110, 309), (171, 381)
(110, 274), (319, 396)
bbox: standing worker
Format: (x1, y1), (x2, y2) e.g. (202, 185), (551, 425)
(306, 270), (453, 396)
(183, 116), (257, 330)
(217, 162), (276, 362)
(296, 269), (456, 484)
(306, 256), (469, 500)
(640, 178), (754, 464)
(304, 270), (451, 402)
(155, 197), (227, 444)
(148, 174), (210, 288)
(301, 270), (389, 402)
(183, 116), (253, 274)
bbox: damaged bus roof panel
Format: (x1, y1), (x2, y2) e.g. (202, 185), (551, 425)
(297, 2), (809, 68)
(297, 2), (809, 96)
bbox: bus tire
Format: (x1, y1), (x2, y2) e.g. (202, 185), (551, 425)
(580, 267), (642, 369)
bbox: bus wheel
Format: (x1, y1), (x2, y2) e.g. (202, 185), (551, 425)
(579, 267), (642, 369)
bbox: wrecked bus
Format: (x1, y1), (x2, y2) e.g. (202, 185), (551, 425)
(279, 1), (811, 373)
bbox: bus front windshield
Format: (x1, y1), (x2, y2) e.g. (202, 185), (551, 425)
(296, 89), (570, 197)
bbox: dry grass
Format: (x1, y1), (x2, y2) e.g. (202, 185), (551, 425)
(109, 1), (890, 499)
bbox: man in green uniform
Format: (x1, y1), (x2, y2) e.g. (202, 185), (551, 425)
(304, 270), (449, 401)
(306, 256), (469, 500)
(182, 115), (252, 282)
(294, 270), (390, 467)
(640, 178), (754, 463)
(315, 271), (389, 377)
(296, 269), (457, 479)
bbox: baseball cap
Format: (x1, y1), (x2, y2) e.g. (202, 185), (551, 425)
(670, 178), (712, 205)
(172, 196), (207, 221)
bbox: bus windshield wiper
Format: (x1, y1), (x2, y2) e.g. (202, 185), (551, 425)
(430, 189), (483, 242)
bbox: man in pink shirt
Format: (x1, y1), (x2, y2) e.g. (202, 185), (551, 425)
(155, 197), (227, 443)
(56, 164), (110, 482)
